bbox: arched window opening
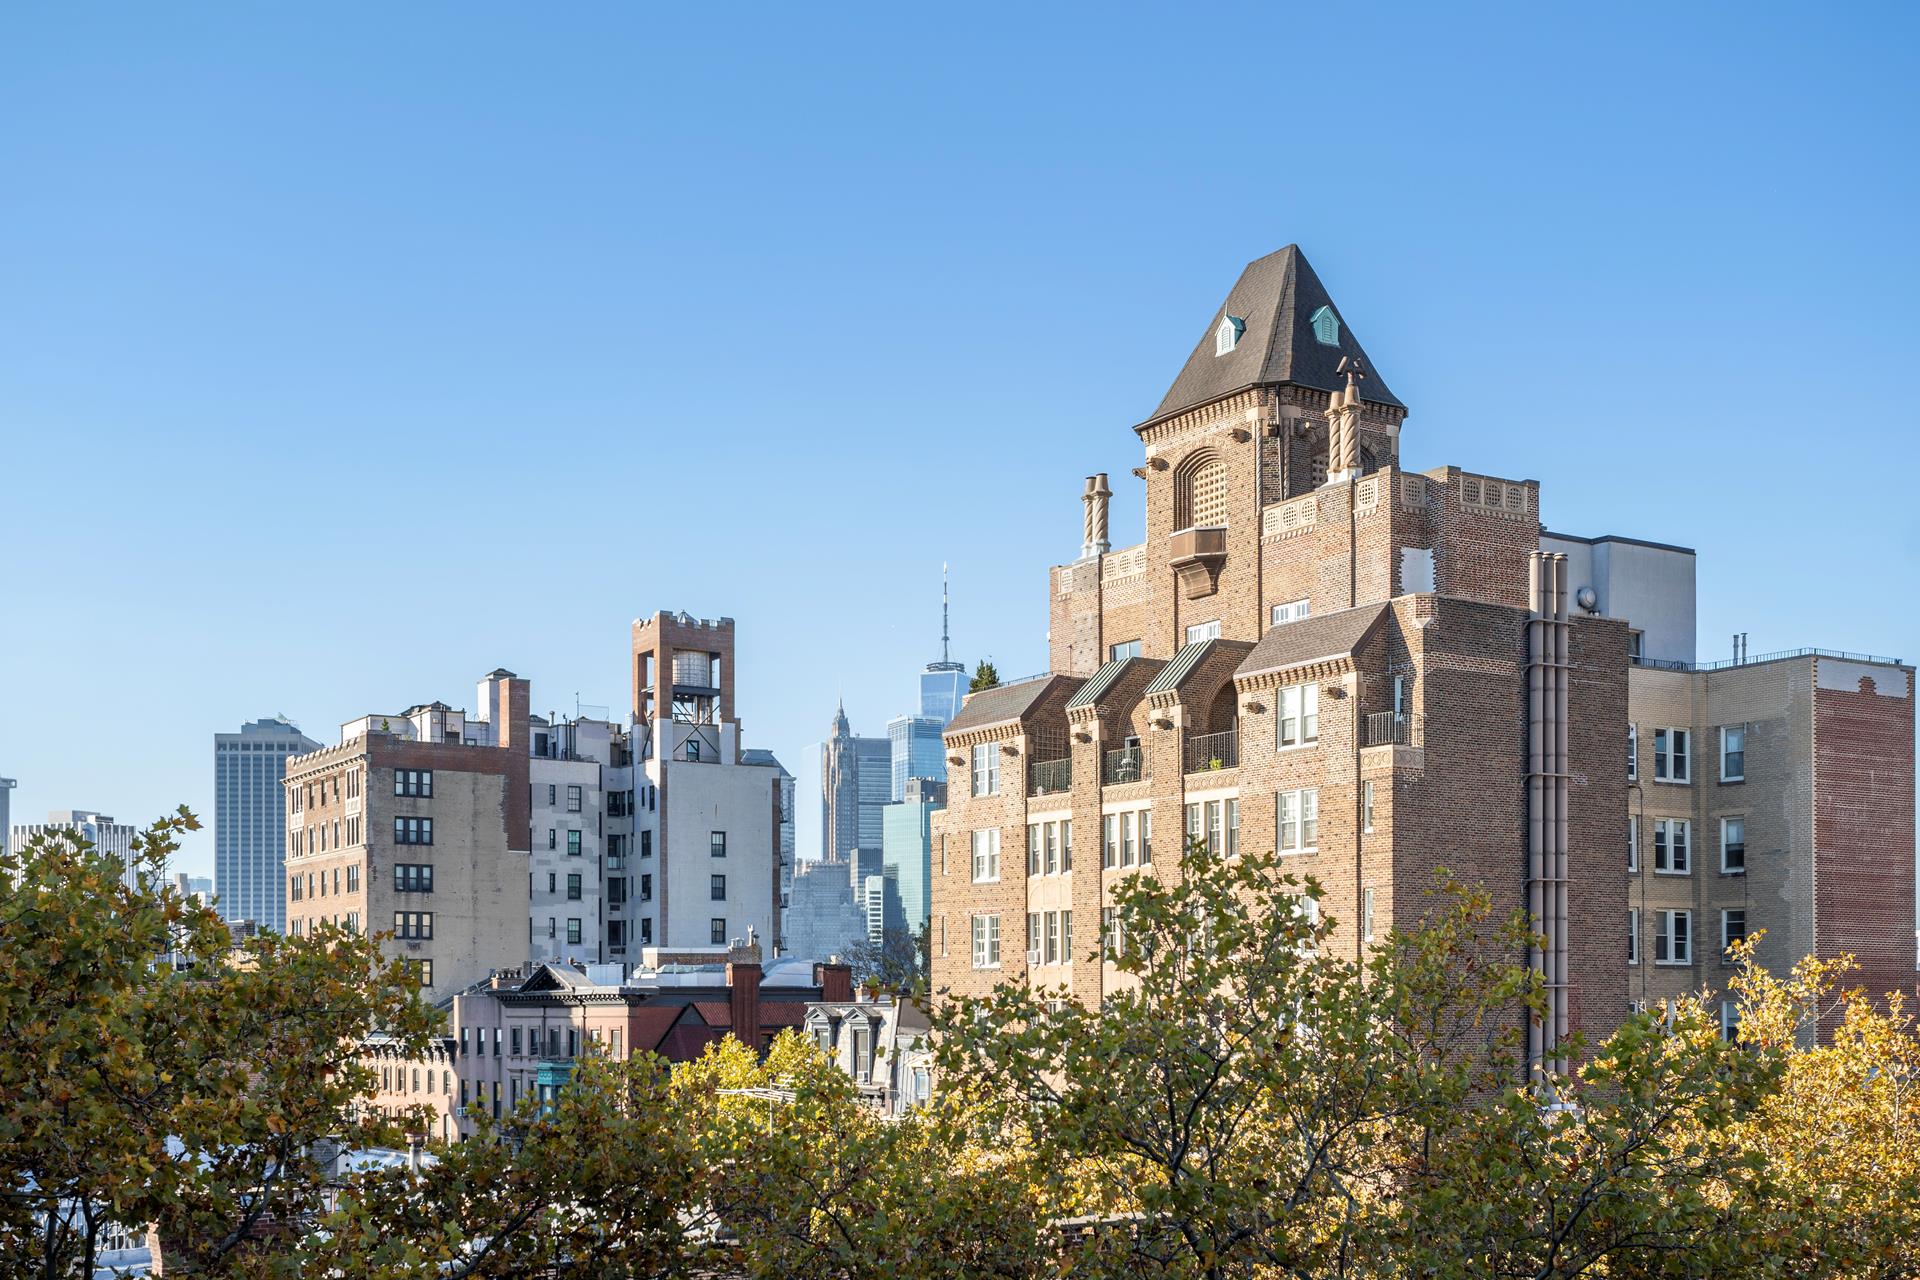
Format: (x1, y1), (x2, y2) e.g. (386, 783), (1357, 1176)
(1176, 452), (1229, 530)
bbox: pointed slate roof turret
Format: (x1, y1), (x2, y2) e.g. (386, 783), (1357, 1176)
(1142, 245), (1403, 429)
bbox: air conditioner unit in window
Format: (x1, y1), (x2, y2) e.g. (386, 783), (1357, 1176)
(1026, 948), (1042, 966)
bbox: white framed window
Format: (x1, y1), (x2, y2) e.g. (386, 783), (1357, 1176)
(1027, 825), (1042, 877)
(1102, 815), (1117, 870)
(1655, 909), (1691, 965)
(1362, 779), (1375, 833)
(1627, 819), (1639, 872)
(1277, 683), (1319, 747)
(1226, 798), (1239, 857)
(1120, 811), (1136, 866)
(971, 915), (1001, 969)
(1215, 314), (1245, 356)
(1653, 728), (1690, 783)
(1627, 908), (1639, 965)
(1140, 809), (1152, 864)
(1362, 887), (1375, 943)
(1184, 802), (1202, 849)
(1720, 816), (1746, 874)
(1109, 639), (1143, 662)
(1044, 911), (1060, 965)
(1720, 1000), (1740, 1042)
(1627, 724), (1638, 781)
(1722, 908), (1747, 957)
(1653, 818), (1690, 875)
(1276, 788), (1319, 854)
(1271, 599), (1310, 626)
(1045, 822), (1061, 875)
(970, 743), (1000, 796)
(1184, 619), (1222, 644)
(1720, 725), (1746, 782)
(1102, 906), (1121, 958)
(970, 829), (1000, 883)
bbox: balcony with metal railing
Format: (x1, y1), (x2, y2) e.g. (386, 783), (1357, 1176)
(1361, 712), (1423, 748)
(1102, 746), (1146, 786)
(1183, 728), (1239, 775)
(1028, 756), (1072, 797)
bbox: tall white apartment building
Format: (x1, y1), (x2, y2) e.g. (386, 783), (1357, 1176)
(10, 810), (139, 887)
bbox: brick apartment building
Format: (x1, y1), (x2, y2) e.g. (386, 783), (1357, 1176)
(283, 613), (788, 998)
(928, 246), (1915, 1056)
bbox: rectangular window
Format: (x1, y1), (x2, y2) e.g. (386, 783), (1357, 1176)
(972, 915), (1001, 969)
(1628, 819), (1639, 872)
(1628, 908), (1640, 965)
(1277, 683), (1319, 747)
(1627, 724), (1638, 781)
(1062, 909), (1072, 963)
(394, 816), (433, 845)
(1654, 728), (1691, 783)
(1184, 620), (1221, 644)
(640, 874), (652, 902)
(1140, 809), (1152, 864)
(1044, 911), (1060, 965)
(567, 874), (582, 901)
(640, 830), (653, 858)
(1028, 824), (1043, 877)
(1721, 1000), (1740, 1043)
(1655, 910), (1692, 965)
(710, 831), (727, 858)
(566, 785), (582, 812)
(1185, 802), (1202, 848)
(1271, 598), (1310, 626)
(1276, 789), (1319, 853)
(1653, 818), (1690, 875)
(1722, 909), (1746, 957)
(568, 918), (582, 944)
(639, 918), (652, 945)
(1061, 819), (1072, 872)
(346, 864), (359, 893)
(711, 918), (728, 945)
(1103, 815), (1117, 869)
(1044, 823), (1059, 875)
(549, 916), (557, 937)
(1362, 887), (1375, 943)
(1721, 816), (1746, 874)
(395, 769), (433, 797)
(711, 873), (726, 901)
(971, 829), (1000, 883)
(970, 743), (1000, 796)
(1720, 726), (1746, 782)
(392, 911), (434, 940)
(567, 830), (582, 857)
(1026, 911), (1039, 959)
(1120, 811), (1136, 866)
(1108, 639), (1143, 661)
(1102, 906), (1121, 958)
(1362, 780), (1375, 833)
(393, 863), (433, 893)
(1627, 630), (1644, 664)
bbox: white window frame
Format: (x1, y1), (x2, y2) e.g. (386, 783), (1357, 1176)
(971, 915), (1000, 969)
(1277, 683), (1319, 748)
(1270, 598), (1310, 627)
(1627, 908), (1639, 965)
(970, 829), (1000, 883)
(1120, 810), (1136, 867)
(1720, 815), (1746, 875)
(1627, 724), (1638, 781)
(971, 743), (999, 797)
(1184, 619), (1222, 645)
(1655, 909), (1692, 966)
(1653, 818), (1690, 875)
(1361, 779), (1375, 833)
(1654, 727), (1690, 784)
(1102, 814), (1117, 870)
(1627, 819), (1639, 873)
(1362, 887), (1375, 943)
(1720, 725), (1746, 783)
(1720, 1000), (1740, 1042)
(1276, 788), (1319, 854)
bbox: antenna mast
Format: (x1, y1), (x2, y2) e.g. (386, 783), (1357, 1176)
(941, 562), (951, 664)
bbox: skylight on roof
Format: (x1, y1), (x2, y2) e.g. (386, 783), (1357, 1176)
(1309, 306), (1340, 346)
(1215, 314), (1246, 356)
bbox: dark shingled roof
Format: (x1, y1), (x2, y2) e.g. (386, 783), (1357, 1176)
(1235, 603), (1393, 681)
(946, 675), (1074, 735)
(1145, 246), (1404, 427)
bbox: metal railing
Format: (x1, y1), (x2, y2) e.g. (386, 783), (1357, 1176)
(1102, 746), (1146, 786)
(1362, 712), (1423, 748)
(1029, 757), (1072, 796)
(1183, 729), (1238, 774)
(1637, 646), (1905, 673)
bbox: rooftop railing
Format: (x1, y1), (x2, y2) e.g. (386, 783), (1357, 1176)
(1636, 647), (1905, 673)
(1102, 746), (1146, 786)
(1029, 757), (1072, 796)
(1183, 729), (1238, 775)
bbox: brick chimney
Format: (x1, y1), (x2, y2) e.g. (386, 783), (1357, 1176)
(814, 961), (852, 1004)
(727, 960), (763, 1051)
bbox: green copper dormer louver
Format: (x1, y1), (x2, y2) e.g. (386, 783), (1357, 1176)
(1309, 305), (1340, 346)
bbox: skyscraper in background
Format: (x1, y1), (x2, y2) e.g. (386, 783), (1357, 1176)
(10, 811), (139, 888)
(820, 701), (890, 863)
(215, 717), (319, 932)
(0, 778), (14, 856)
(888, 566), (967, 800)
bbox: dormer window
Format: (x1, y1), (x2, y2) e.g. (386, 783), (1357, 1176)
(1215, 315), (1245, 356)
(1309, 306), (1340, 346)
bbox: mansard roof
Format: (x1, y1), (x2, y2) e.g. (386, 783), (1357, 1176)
(945, 674), (1078, 736)
(1144, 246), (1404, 428)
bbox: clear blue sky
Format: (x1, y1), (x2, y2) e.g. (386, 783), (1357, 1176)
(3, 5), (1915, 879)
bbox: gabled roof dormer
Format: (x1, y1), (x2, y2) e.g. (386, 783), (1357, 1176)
(1308, 305), (1340, 346)
(1215, 314), (1246, 356)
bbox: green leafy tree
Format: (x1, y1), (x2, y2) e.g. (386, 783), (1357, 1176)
(308, 1052), (709, 1279)
(969, 660), (1000, 693)
(844, 925), (929, 995)
(0, 809), (435, 1279)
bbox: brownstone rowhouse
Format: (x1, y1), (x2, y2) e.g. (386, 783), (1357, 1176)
(930, 245), (1915, 1051)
